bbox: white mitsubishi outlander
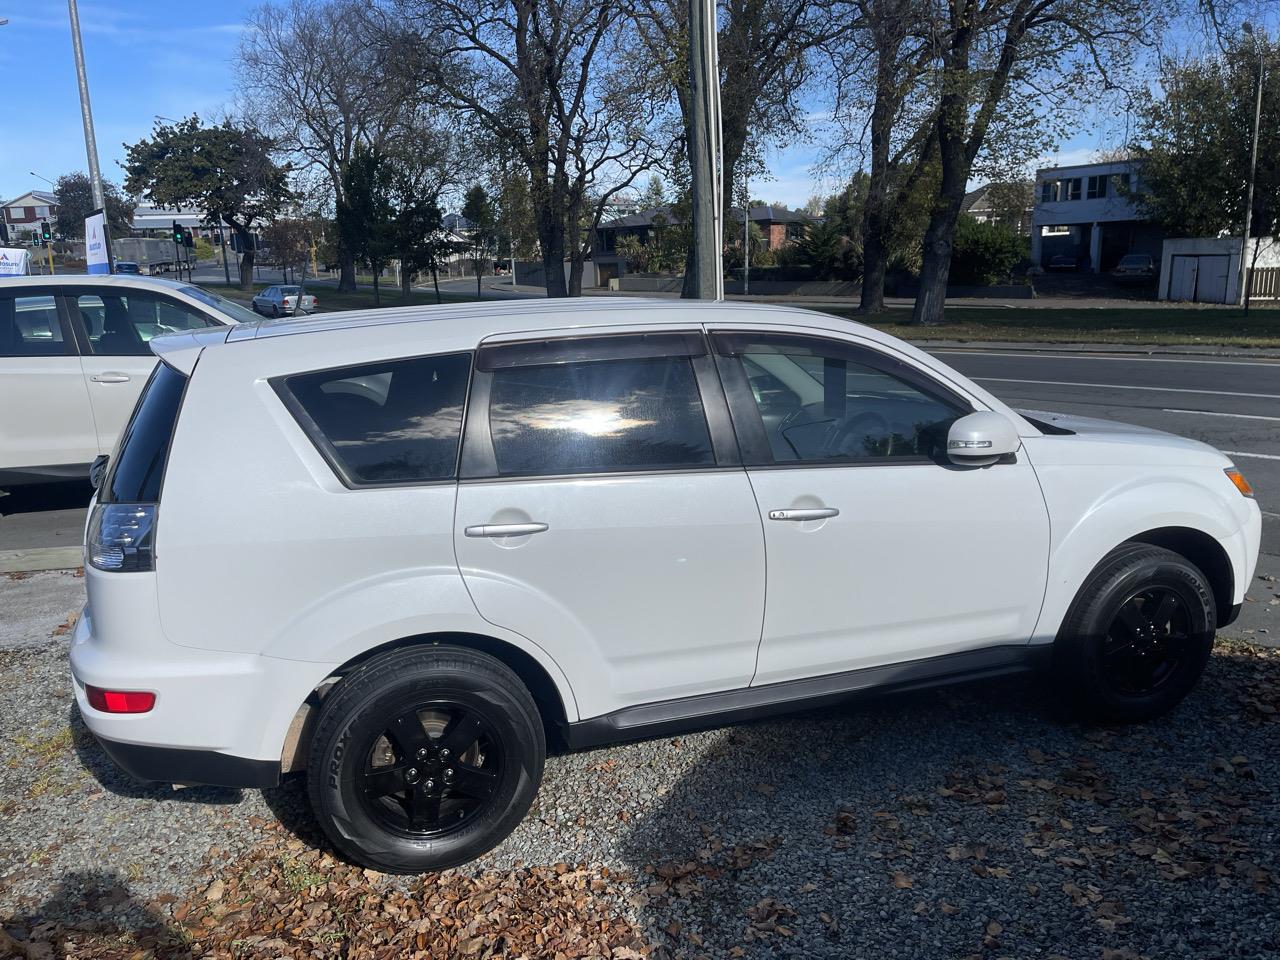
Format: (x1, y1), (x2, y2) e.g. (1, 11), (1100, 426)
(70, 300), (1261, 874)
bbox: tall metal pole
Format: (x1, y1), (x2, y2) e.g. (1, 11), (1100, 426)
(1238, 23), (1264, 311)
(742, 174), (750, 297)
(686, 0), (724, 300)
(67, 0), (105, 213)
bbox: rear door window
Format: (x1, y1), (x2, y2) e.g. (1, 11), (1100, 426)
(74, 292), (220, 355)
(0, 293), (68, 356)
(276, 353), (472, 485)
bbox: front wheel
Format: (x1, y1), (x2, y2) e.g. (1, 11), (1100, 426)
(1054, 543), (1216, 723)
(306, 646), (545, 874)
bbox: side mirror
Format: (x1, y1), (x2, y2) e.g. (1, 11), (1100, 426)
(946, 412), (1020, 467)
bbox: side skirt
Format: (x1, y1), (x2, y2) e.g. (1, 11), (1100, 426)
(562, 645), (1047, 750)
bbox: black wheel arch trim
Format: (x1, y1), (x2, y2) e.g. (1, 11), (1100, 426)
(94, 735), (281, 789)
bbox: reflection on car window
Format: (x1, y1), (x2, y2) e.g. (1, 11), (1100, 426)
(281, 353), (471, 484)
(76, 294), (216, 355)
(488, 356), (714, 476)
(0, 294), (64, 357)
(732, 339), (963, 462)
(178, 285), (262, 325)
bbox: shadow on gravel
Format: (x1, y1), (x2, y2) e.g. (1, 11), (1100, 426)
(0, 870), (188, 958)
(68, 705), (245, 805)
(615, 652), (1280, 960)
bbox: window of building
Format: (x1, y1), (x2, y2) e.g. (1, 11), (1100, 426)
(1087, 176), (1108, 200)
(1065, 178), (1082, 201)
(1112, 172), (1133, 195)
(278, 353), (472, 485)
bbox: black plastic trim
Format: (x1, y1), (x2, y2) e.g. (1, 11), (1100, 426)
(563, 645), (1044, 749)
(94, 736), (281, 789)
(1221, 602), (1242, 627)
(0, 463), (95, 487)
(476, 331), (705, 370)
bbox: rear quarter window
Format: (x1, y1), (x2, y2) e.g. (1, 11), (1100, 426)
(100, 362), (188, 503)
(275, 353), (472, 486)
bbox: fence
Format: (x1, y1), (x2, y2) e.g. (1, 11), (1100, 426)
(1247, 266), (1280, 301)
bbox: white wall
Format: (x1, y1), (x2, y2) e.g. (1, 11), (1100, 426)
(1159, 237), (1280, 303)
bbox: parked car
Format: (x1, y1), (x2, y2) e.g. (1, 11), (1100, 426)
(1047, 254), (1079, 271)
(72, 300), (1261, 874)
(252, 285), (317, 316)
(0, 275), (259, 488)
(1111, 253), (1157, 282)
(113, 261), (141, 275)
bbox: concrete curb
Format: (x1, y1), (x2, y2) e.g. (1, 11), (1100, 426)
(0, 547), (83, 574)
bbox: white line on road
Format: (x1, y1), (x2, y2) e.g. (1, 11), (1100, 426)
(1222, 450), (1280, 461)
(973, 377), (1280, 400)
(933, 350), (1280, 368)
(1163, 408), (1280, 422)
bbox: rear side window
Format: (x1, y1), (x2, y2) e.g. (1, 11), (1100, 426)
(100, 362), (188, 503)
(277, 353), (472, 485)
(0, 293), (67, 357)
(487, 355), (715, 476)
(75, 293), (218, 356)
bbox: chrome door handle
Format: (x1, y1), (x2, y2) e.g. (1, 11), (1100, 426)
(90, 373), (131, 384)
(464, 522), (549, 538)
(768, 507), (839, 521)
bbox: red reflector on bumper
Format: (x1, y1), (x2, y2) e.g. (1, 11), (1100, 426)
(86, 685), (156, 713)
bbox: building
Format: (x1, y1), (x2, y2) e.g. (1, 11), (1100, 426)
(961, 182), (1033, 236)
(131, 203), (223, 239)
(1030, 160), (1162, 272)
(3, 190), (60, 239)
(1158, 237), (1280, 304)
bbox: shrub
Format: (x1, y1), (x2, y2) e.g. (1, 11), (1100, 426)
(949, 215), (1025, 286)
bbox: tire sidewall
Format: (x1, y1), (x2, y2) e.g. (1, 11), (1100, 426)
(1065, 551), (1215, 720)
(310, 661), (542, 873)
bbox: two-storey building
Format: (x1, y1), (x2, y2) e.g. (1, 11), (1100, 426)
(1030, 160), (1163, 273)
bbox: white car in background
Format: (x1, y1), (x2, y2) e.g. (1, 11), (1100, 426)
(71, 299), (1260, 875)
(251, 285), (317, 317)
(0, 275), (258, 488)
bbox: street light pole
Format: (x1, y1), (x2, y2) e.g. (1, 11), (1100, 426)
(67, 0), (106, 213)
(686, 0), (724, 300)
(1239, 22), (1264, 312)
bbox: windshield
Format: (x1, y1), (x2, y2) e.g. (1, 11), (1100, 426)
(1119, 255), (1148, 266)
(178, 285), (262, 325)
(280, 286), (300, 295)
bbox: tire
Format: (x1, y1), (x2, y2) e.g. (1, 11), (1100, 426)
(270, 303), (280, 318)
(306, 645), (544, 874)
(1054, 543), (1216, 723)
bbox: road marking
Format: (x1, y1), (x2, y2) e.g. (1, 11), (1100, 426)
(1264, 511), (1280, 520)
(973, 377), (1280, 400)
(1222, 450), (1280, 461)
(1163, 408), (1280, 422)
(934, 350), (1280, 368)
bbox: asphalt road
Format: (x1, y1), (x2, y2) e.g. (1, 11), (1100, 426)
(2, 346), (1276, 624)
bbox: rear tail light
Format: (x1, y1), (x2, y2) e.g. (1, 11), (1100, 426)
(86, 685), (156, 713)
(88, 503), (158, 571)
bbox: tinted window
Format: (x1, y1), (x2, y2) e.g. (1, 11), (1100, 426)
(179, 286), (261, 325)
(280, 353), (471, 485)
(722, 335), (965, 462)
(0, 294), (66, 357)
(101, 363), (188, 503)
(76, 293), (218, 355)
(488, 355), (714, 476)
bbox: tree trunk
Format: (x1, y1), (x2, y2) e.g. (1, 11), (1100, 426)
(539, 214), (569, 298)
(338, 253), (357, 293)
(567, 252), (584, 297)
(859, 46), (897, 314)
(432, 267), (441, 303)
(401, 268), (412, 296)
(476, 260), (482, 299)
(373, 265), (381, 307)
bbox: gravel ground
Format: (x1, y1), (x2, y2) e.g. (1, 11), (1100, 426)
(2, 570), (1278, 959)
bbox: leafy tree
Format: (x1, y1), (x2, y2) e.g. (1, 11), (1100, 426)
(53, 172), (136, 240)
(262, 215), (324, 287)
(461, 185), (497, 298)
(337, 144), (394, 305)
(794, 218), (852, 280)
(1132, 36), (1279, 244)
(948, 215), (1025, 286)
(123, 116), (294, 288)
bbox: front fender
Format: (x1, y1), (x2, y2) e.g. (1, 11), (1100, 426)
(1032, 471), (1254, 643)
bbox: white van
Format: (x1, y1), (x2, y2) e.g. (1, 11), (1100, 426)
(70, 299), (1260, 873)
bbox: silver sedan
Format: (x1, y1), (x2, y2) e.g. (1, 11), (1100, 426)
(251, 285), (317, 317)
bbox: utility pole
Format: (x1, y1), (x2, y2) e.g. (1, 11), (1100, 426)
(1238, 22), (1265, 312)
(742, 174), (750, 297)
(67, 0), (105, 213)
(685, 0), (724, 300)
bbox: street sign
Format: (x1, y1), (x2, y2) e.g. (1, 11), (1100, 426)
(85, 210), (110, 275)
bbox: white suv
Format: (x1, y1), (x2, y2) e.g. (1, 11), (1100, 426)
(70, 300), (1261, 873)
(0, 275), (257, 487)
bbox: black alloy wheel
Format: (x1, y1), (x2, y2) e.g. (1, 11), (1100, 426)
(1101, 586), (1191, 696)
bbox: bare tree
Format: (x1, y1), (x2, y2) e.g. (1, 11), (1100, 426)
(388, 0), (666, 297)
(238, 0), (420, 292)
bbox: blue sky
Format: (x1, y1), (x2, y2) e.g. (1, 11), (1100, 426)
(3, 2), (1275, 211)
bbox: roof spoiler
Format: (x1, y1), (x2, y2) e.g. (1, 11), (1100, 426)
(148, 326), (233, 376)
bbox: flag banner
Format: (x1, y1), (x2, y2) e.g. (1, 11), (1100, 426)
(86, 210), (110, 275)
(0, 247), (30, 276)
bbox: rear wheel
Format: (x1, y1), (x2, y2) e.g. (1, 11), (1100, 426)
(306, 646), (544, 874)
(1054, 543), (1216, 722)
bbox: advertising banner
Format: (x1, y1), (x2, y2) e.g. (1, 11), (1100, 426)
(0, 247), (30, 276)
(86, 210), (110, 275)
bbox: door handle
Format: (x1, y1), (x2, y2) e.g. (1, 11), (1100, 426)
(90, 373), (131, 384)
(464, 522), (550, 538)
(768, 507), (839, 521)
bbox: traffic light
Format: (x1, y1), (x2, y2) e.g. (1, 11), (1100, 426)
(173, 220), (184, 245)
(182, 226), (194, 249)
(40, 220), (52, 243)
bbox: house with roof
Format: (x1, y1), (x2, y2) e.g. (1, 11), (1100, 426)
(961, 182), (1034, 236)
(3, 190), (60, 240)
(1030, 160), (1163, 272)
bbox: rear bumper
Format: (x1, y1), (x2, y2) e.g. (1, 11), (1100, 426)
(94, 736), (281, 789)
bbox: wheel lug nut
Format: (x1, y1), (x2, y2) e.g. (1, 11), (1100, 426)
(440, 748), (450, 760)
(444, 768), (453, 780)
(417, 747), (429, 759)
(405, 768), (419, 783)
(425, 779), (435, 790)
